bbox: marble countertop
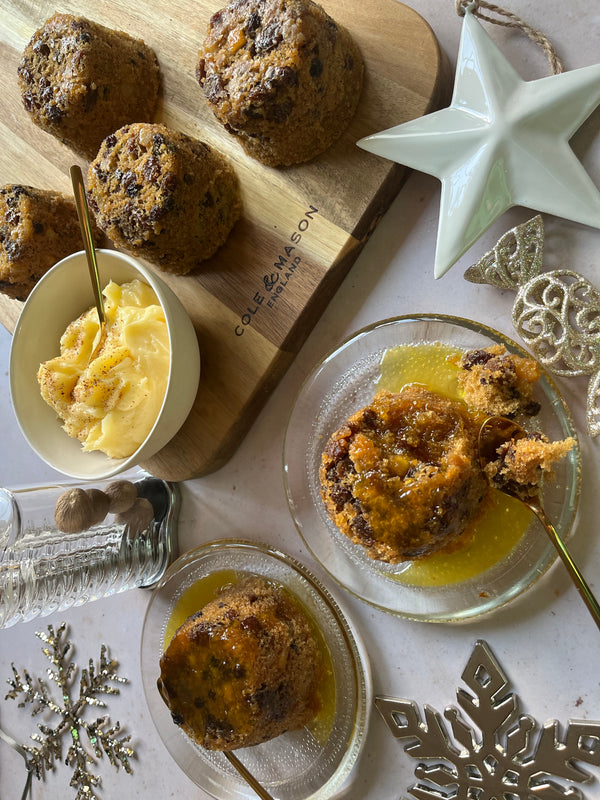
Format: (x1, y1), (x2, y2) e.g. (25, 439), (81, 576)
(1, 1), (599, 798)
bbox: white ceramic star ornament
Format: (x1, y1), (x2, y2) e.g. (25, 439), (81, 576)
(358, 7), (600, 278)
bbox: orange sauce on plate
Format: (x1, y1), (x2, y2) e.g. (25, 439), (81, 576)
(377, 343), (532, 587)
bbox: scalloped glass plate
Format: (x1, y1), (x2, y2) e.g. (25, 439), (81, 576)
(283, 314), (581, 623)
(141, 540), (371, 800)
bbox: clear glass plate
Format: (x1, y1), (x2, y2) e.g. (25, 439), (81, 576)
(140, 540), (371, 800)
(283, 314), (581, 623)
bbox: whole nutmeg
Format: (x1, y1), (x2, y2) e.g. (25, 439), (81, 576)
(116, 497), (155, 535)
(85, 488), (110, 526)
(105, 480), (137, 514)
(54, 488), (94, 533)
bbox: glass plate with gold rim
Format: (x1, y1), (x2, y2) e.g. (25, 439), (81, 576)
(283, 314), (581, 623)
(140, 540), (371, 800)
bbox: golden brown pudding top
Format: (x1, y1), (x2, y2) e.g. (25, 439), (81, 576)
(158, 576), (322, 750)
(320, 386), (489, 563)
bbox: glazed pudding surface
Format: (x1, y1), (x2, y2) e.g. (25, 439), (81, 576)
(158, 576), (323, 751)
(320, 385), (489, 563)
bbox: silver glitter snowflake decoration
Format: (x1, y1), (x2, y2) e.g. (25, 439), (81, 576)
(4, 622), (134, 799)
(464, 215), (600, 436)
(376, 640), (600, 800)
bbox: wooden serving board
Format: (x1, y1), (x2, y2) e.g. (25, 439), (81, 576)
(0, 0), (449, 481)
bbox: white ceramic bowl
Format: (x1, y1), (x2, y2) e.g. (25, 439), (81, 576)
(10, 249), (200, 480)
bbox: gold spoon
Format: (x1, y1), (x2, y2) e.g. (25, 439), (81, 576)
(69, 164), (106, 357)
(478, 416), (600, 631)
(224, 751), (275, 800)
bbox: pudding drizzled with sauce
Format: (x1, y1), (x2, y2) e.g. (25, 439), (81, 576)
(377, 342), (533, 586)
(159, 570), (336, 749)
(320, 342), (539, 588)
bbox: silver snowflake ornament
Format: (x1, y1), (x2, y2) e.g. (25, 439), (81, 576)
(4, 622), (135, 800)
(376, 640), (600, 800)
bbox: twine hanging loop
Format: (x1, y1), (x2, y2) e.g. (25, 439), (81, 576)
(455, 0), (563, 73)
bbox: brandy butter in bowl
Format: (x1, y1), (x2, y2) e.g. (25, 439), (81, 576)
(10, 249), (200, 480)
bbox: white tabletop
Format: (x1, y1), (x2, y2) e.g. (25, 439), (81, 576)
(1, 1), (599, 798)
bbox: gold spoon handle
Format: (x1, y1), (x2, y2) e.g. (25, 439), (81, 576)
(224, 751), (276, 800)
(69, 164), (105, 326)
(530, 499), (600, 632)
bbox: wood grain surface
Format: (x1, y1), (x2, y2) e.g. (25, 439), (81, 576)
(0, 0), (449, 480)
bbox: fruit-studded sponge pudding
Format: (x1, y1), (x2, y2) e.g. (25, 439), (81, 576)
(87, 123), (241, 274)
(319, 344), (575, 566)
(197, 0), (364, 166)
(17, 13), (159, 159)
(158, 576), (321, 750)
(457, 345), (542, 418)
(0, 184), (100, 301)
(483, 431), (575, 500)
(320, 386), (489, 564)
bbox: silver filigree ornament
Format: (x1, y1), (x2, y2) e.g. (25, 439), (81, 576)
(464, 215), (600, 436)
(376, 639), (600, 800)
(464, 216), (544, 290)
